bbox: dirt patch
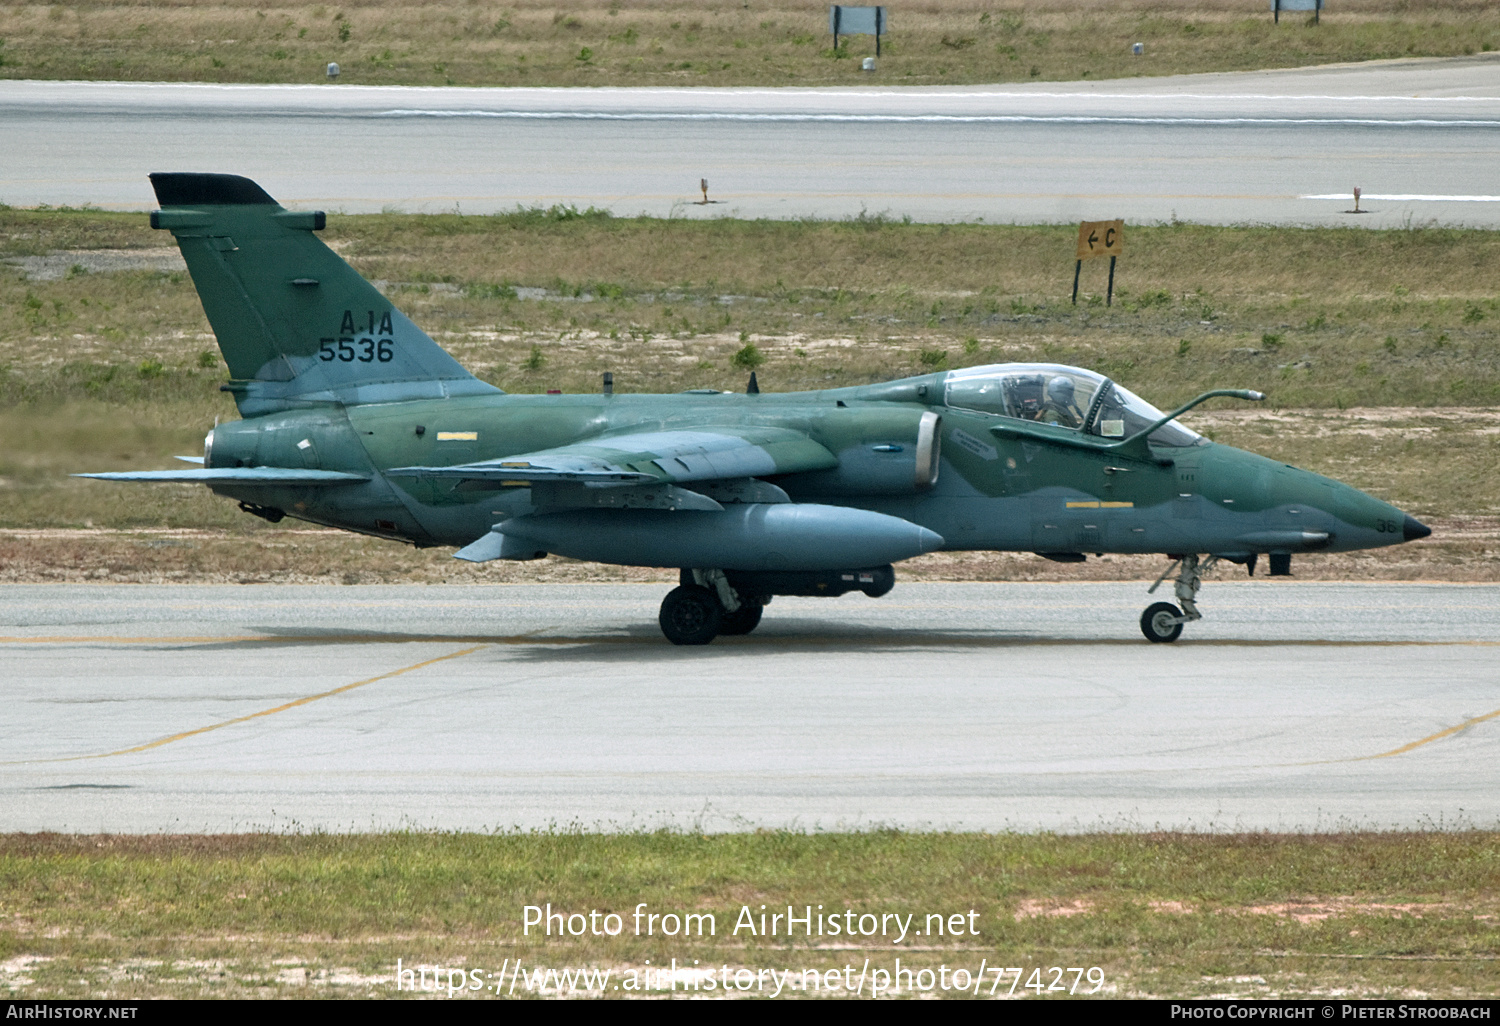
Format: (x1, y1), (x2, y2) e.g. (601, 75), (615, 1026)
(3, 249), (186, 281)
(1192, 406), (1500, 440)
(0, 518), (1493, 585)
(1235, 899), (1454, 924)
(1015, 896), (1478, 925)
(1013, 899), (1095, 920)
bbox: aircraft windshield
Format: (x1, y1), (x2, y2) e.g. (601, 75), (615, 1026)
(943, 364), (1203, 447)
(1091, 379), (1202, 447)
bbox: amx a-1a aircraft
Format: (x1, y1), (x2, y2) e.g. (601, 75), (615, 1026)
(83, 174), (1431, 644)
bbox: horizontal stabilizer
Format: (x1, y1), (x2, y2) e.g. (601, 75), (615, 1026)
(174, 455), (206, 464)
(75, 468), (368, 485)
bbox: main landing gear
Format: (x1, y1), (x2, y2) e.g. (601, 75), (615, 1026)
(657, 566), (892, 645)
(1140, 554), (1218, 644)
(658, 569), (768, 646)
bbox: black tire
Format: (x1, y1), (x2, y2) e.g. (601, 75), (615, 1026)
(1140, 601), (1185, 644)
(659, 585), (722, 646)
(717, 597), (765, 636)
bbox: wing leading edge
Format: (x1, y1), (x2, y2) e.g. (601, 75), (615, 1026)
(75, 468), (369, 484)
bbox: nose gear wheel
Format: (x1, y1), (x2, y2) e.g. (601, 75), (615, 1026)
(1141, 602), (1185, 643)
(1141, 554), (1217, 643)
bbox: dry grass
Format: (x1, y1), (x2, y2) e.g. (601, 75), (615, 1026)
(1, 0), (1497, 87)
(1, 831), (1498, 999)
(7, 210), (1500, 410)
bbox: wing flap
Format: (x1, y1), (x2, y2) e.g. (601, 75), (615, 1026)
(384, 461), (653, 485)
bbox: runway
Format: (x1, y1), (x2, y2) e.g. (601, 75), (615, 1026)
(3, 582), (1498, 834)
(4, 57), (1500, 225)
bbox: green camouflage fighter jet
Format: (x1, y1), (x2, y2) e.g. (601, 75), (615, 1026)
(81, 173), (1432, 645)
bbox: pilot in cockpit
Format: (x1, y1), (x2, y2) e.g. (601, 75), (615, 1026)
(1038, 375), (1084, 428)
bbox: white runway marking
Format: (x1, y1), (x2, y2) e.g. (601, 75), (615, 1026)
(1301, 193), (1500, 201)
(379, 110), (1500, 127)
(8, 60), (1500, 225)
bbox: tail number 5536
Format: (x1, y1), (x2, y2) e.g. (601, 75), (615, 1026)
(320, 337), (394, 363)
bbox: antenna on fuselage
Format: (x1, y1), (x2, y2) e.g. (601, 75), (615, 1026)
(747, 372), (760, 394)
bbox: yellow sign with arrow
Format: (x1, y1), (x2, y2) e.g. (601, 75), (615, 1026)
(1076, 219), (1124, 261)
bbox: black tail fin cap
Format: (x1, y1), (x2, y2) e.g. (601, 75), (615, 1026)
(149, 172), (277, 207)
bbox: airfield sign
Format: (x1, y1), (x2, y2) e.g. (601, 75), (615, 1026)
(1073, 219), (1124, 306)
(830, 5), (887, 56)
(1273, 0), (1323, 24)
(1076, 219), (1124, 261)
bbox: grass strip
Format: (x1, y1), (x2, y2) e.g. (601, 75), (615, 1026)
(1, 0), (1497, 88)
(1, 831), (1496, 998)
(6, 210), (1500, 410)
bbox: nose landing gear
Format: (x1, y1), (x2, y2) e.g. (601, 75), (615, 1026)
(1140, 554), (1218, 643)
(1140, 601), (1185, 643)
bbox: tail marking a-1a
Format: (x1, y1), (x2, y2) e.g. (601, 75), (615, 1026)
(146, 172), (499, 417)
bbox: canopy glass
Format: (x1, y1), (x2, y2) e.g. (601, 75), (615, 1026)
(942, 363), (1204, 448)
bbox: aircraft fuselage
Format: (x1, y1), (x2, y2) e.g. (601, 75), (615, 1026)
(202, 377), (1419, 565)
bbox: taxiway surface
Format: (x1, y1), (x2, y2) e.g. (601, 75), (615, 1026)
(3, 582), (1497, 833)
(4, 57), (1500, 225)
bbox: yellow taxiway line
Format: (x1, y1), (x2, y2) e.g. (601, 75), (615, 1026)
(8, 634), (1497, 767)
(1349, 705), (1500, 762)
(2, 644), (487, 766)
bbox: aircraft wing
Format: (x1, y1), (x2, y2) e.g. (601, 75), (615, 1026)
(386, 427), (838, 486)
(75, 468), (369, 484)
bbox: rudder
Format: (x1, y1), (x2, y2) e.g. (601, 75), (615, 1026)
(149, 172), (499, 416)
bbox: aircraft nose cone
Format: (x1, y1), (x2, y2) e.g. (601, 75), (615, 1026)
(1403, 515), (1432, 542)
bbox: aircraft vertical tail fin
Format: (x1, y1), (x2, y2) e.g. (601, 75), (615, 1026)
(148, 172), (499, 416)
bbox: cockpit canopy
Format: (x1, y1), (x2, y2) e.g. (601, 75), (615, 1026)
(942, 363), (1205, 447)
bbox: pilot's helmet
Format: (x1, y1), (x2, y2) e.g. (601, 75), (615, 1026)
(1048, 375), (1076, 406)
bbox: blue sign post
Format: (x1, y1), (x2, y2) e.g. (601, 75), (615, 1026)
(830, 5), (887, 56)
(1273, 0), (1323, 24)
